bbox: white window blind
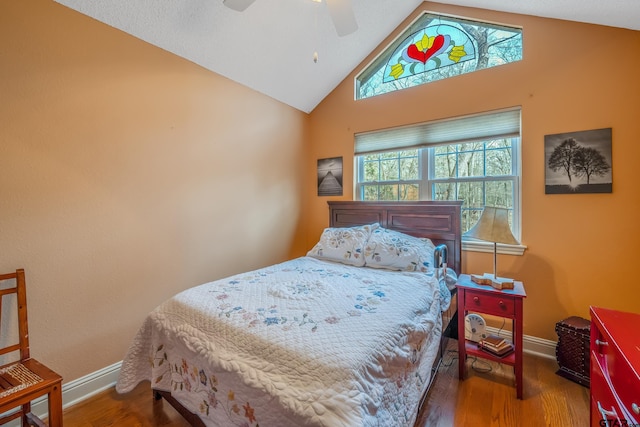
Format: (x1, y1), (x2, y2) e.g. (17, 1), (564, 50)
(354, 108), (521, 155)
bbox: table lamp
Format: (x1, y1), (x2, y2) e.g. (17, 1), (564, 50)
(463, 206), (519, 289)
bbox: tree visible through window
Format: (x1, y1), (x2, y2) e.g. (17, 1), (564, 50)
(430, 139), (517, 233)
(356, 139), (518, 235)
(360, 150), (420, 201)
(354, 109), (521, 238)
(356, 12), (522, 100)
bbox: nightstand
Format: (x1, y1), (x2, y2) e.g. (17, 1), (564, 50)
(457, 273), (527, 399)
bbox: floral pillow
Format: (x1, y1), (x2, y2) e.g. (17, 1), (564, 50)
(364, 227), (435, 272)
(306, 224), (378, 267)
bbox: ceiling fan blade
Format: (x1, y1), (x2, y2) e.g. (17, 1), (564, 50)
(325, 0), (358, 37)
(223, 0), (256, 12)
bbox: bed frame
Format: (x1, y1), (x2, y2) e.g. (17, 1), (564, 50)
(328, 201), (462, 274)
(153, 200), (463, 426)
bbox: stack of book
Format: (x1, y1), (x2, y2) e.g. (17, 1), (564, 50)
(479, 334), (514, 358)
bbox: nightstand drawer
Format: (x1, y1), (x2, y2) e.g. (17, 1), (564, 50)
(465, 292), (515, 317)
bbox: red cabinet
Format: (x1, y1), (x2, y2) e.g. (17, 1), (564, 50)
(590, 307), (640, 426)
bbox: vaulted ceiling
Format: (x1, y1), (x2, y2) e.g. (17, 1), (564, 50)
(54, 0), (640, 113)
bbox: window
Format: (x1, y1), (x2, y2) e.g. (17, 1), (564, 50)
(359, 150), (420, 202)
(355, 109), (522, 243)
(356, 12), (522, 100)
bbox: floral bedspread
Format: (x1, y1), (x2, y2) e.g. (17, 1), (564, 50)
(116, 257), (448, 427)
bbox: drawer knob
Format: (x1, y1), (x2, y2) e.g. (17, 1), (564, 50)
(499, 300), (505, 306)
(473, 296), (479, 303)
(595, 339), (609, 346)
(633, 402), (639, 415)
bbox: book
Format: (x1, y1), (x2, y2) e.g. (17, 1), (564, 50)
(480, 342), (514, 358)
(480, 335), (511, 351)
(482, 342), (512, 353)
(482, 334), (506, 346)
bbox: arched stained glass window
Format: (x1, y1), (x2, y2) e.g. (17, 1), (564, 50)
(383, 24), (476, 82)
(356, 13), (522, 100)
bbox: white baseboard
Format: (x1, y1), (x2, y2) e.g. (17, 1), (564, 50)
(60, 361), (122, 408)
(485, 326), (557, 360)
(8, 331), (557, 424)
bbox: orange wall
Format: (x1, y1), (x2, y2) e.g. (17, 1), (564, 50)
(2, 0), (639, 389)
(306, 2), (640, 340)
(0, 1), (307, 383)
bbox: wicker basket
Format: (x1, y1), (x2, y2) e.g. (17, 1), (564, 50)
(555, 316), (590, 387)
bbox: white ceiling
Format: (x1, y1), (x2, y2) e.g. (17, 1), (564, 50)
(54, 0), (640, 113)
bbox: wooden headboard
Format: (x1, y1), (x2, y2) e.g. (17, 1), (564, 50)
(328, 201), (463, 275)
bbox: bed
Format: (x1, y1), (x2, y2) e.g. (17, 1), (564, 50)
(116, 201), (462, 426)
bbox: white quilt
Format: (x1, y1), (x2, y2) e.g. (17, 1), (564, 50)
(116, 257), (449, 427)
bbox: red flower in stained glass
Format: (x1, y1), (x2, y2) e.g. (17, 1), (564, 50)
(405, 34), (448, 64)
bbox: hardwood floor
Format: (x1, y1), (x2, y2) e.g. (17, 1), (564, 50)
(416, 341), (590, 426)
(61, 383), (191, 427)
(62, 341), (590, 426)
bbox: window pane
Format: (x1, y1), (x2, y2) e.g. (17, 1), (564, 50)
(485, 180), (513, 208)
(400, 157), (419, 180)
(486, 146), (512, 176)
(457, 182), (484, 207)
(433, 182), (456, 200)
(399, 184), (419, 200)
(457, 149), (484, 177)
(400, 149), (418, 157)
(434, 152), (456, 179)
(459, 141), (484, 153)
(434, 145), (452, 155)
(485, 138), (510, 149)
(362, 185), (379, 201)
(363, 160), (379, 182)
(379, 185), (398, 201)
(380, 159), (399, 181)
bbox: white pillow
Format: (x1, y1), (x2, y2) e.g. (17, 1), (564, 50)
(306, 224), (378, 267)
(364, 227), (435, 272)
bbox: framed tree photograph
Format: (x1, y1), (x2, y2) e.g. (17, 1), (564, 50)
(317, 157), (343, 196)
(544, 128), (612, 194)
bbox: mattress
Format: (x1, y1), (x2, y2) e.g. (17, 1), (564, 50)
(116, 256), (450, 426)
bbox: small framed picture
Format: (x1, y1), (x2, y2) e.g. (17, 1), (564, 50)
(317, 157), (343, 196)
(544, 128), (612, 194)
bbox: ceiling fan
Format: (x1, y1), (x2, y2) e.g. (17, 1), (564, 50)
(223, 0), (358, 37)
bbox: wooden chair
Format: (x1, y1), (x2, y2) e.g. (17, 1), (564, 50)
(0, 269), (62, 426)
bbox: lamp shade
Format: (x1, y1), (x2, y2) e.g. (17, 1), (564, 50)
(464, 206), (519, 245)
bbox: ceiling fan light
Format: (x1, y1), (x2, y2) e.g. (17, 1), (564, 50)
(223, 0), (256, 12)
(325, 0), (358, 37)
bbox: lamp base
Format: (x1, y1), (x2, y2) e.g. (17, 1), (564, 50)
(470, 273), (515, 290)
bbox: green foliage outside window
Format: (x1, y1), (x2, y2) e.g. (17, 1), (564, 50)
(361, 150), (420, 201)
(356, 139), (517, 234)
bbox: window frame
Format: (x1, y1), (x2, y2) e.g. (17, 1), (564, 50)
(356, 150), (422, 201)
(355, 11), (523, 101)
(426, 138), (521, 239)
(355, 138), (524, 255)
